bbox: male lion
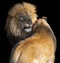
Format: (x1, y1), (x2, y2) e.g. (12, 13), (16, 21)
(5, 2), (37, 47)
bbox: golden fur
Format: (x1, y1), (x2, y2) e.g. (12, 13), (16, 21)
(10, 18), (56, 63)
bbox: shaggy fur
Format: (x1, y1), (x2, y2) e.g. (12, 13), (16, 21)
(10, 17), (56, 63)
(8, 2), (37, 23)
(5, 2), (37, 47)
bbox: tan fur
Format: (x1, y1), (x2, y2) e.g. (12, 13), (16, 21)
(10, 18), (56, 63)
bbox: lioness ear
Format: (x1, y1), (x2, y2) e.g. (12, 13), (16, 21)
(42, 16), (47, 21)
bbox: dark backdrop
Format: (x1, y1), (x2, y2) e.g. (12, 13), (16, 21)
(0, 0), (59, 63)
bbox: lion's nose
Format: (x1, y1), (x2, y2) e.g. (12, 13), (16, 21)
(25, 23), (32, 28)
(25, 23), (30, 27)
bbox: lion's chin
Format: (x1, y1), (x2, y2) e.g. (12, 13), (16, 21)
(24, 27), (32, 33)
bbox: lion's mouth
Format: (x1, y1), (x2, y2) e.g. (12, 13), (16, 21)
(24, 27), (32, 32)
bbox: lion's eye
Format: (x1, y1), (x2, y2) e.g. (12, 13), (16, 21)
(17, 13), (24, 22)
(19, 17), (24, 21)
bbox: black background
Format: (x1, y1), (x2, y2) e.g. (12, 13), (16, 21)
(0, 0), (59, 63)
